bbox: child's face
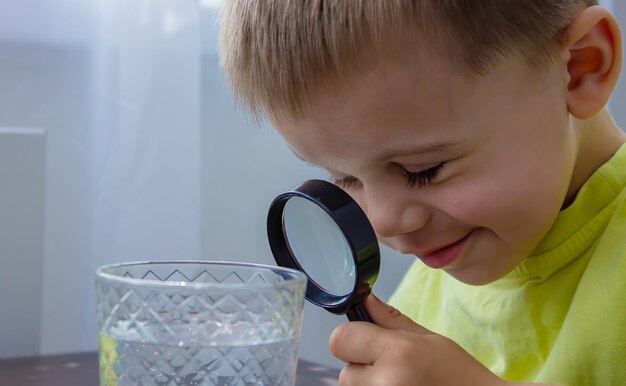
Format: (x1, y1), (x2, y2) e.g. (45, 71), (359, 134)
(273, 49), (579, 285)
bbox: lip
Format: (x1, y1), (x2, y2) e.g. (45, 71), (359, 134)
(417, 231), (473, 269)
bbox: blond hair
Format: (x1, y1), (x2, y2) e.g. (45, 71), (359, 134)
(219, 0), (598, 120)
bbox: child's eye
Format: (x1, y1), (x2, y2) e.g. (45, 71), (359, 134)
(402, 163), (445, 188)
(333, 176), (359, 189)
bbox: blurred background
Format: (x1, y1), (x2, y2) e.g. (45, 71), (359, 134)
(0, 0), (621, 369)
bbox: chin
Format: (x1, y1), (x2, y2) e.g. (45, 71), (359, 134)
(444, 234), (524, 285)
(444, 264), (512, 286)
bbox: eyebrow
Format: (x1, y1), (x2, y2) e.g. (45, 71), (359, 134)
(370, 139), (465, 164)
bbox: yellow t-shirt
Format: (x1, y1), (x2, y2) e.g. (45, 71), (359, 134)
(389, 143), (626, 385)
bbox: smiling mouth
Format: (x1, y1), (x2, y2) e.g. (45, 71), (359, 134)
(416, 231), (473, 269)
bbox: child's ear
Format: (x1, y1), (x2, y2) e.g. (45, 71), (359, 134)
(564, 6), (622, 119)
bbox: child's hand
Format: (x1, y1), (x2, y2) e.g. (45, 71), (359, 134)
(329, 294), (507, 386)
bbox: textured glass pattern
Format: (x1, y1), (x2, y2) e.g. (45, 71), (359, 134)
(96, 261), (306, 386)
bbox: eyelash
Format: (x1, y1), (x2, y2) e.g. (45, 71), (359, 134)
(334, 176), (359, 189)
(333, 163), (445, 189)
(403, 163), (445, 188)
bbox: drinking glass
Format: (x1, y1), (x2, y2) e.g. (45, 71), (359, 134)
(96, 261), (306, 386)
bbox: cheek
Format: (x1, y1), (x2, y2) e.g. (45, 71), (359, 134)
(434, 170), (566, 243)
(434, 186), (497, 226)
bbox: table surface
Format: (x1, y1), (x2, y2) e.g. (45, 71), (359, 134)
(0, 352), (340, 386)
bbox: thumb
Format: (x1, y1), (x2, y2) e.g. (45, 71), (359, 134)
(364, 293), (433, 335)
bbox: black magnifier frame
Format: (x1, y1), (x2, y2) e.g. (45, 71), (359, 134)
(267, 179), (380, 322)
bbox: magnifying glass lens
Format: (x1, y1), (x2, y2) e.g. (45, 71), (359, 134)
(283, 197), (356, 296)
(267, 179), (380, 322)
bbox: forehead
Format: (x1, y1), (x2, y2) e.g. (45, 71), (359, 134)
(275, 50), (536, 159)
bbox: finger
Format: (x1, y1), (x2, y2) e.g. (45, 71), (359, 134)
(338, 363), (374, 386)
(329, 321), (393, 364)
(365, 293), (433, 335)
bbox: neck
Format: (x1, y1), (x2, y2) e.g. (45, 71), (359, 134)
(565, 108), (626, 207)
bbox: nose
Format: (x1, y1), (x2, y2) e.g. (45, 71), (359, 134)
(360, 185), (430, 239)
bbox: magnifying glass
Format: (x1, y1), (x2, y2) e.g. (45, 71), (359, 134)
(267, 179), (380, 322)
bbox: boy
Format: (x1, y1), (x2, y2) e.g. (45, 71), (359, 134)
(219, 1), (626, 385)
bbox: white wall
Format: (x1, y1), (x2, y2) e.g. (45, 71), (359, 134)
(0, 0), (203, 355)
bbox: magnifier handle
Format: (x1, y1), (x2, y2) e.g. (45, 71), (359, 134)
(346, 303), (373, 323)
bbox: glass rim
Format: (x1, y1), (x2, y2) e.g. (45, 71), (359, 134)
(95, 260), (307, 290)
